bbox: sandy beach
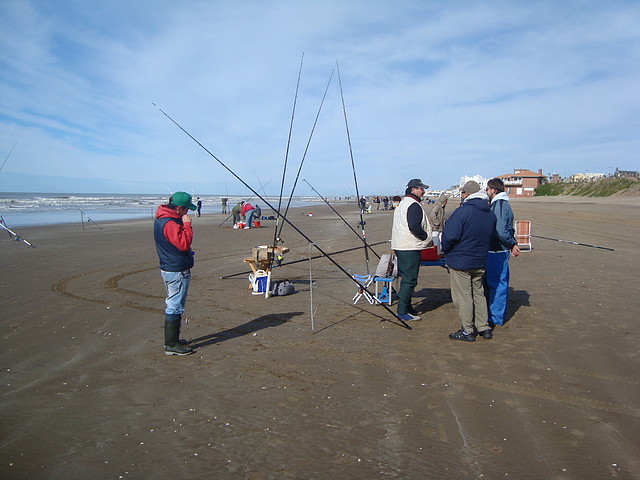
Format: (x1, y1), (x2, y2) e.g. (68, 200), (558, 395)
(1, 196), (639, 479)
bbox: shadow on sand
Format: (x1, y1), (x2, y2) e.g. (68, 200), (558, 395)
(411, 285), (530, 324)
(504, 288), (530, 324)
(189, 311), (303, 349)
(414, 287), (452, 314)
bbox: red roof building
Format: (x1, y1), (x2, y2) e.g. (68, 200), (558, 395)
(497, 169), (547, 198)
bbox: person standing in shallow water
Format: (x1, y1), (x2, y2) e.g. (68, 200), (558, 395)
(153, 191), (197, 356)
(390, 178), (432, 322)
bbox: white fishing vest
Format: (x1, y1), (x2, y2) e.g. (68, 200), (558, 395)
(391, 196), (431, 251)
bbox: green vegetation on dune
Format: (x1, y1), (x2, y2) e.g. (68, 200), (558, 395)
(535, 177), (639, 197)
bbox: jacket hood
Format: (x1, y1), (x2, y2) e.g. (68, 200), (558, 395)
(155, 204), (181, 219)
(464, 196), (491, 212)
(491, 191), (510, 204)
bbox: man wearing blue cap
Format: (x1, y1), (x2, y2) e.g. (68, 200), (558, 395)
(154, 191), (197, 355)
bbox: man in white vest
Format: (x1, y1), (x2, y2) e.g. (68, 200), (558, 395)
(391, 179), (432, 321)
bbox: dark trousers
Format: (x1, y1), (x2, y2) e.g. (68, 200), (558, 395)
(395, 250), (421, 315)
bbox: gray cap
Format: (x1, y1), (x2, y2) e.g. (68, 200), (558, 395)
(461, 181), (481, 194)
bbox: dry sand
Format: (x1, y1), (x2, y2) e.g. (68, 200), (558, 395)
(1, 196), (639, 479)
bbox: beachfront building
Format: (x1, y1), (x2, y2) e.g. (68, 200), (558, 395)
(570, 172), (606, 182)
(459, 174), (488, 189)
(614, 168), (639, 179)
(496, 169), (547, 198)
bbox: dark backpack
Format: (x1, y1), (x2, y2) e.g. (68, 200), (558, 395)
(271, 279), (295, 296)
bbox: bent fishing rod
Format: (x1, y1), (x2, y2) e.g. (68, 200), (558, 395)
(303, 178), (381, 260)
(0, 222), (35, 248)
(273, 53), (304, 248)
(275, 69), (334, 246)
(153, 103), (410, 330)
(531, 235), (614, 251)
(221, 239), (390, 279)
(336, 60), (370, 274)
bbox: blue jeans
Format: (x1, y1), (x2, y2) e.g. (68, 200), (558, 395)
(161, 269), (191, 315)
(485, 251), (510, 325)
(245, 208), (255, 228)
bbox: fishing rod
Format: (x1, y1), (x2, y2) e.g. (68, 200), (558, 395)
(0, 142), (17, 173)
(217, 180), (272, 227)
(275, 69), (334, 245)
(336, 60), (370, 274)
(153, 103), (410, 329)
(531, 235), (614, 252)
(273, 53), (304, 247)
(220, 239), (390, 279)
(303, 178), (381, 260)
(53, 189), (103, 230)
(0, 221), (36, 248)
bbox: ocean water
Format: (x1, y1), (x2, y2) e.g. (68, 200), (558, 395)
(0, 192), (319, 228)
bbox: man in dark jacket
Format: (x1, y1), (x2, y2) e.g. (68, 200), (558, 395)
(154, 191), (196, 355)
(441, 181), (496, 341)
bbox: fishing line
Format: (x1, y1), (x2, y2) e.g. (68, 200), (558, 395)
(220, 239), (389, 279)
(303, 178), (381, 260)
(273, 53), (304, 247)
(275, 69), (334, 245)
(153, 103), (409, 329)
(336, 60), (370, 274)
(53, 188), (103, 230)
(531, 235), (614, 251)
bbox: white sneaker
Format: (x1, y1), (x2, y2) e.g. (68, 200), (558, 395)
(244, 226), (251, 229)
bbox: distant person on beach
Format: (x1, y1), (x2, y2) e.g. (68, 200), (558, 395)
(153, 191), (196, 356)
(485, 177), (520, 326)
(441, 181), (495, 342)
(383, 197), (389, 210)
(359, 196), (367, 214)
(241, 201), (256, 229)
(391, 179), (432, 322)
(427, 193), (448, 253)
(231, 201), (242, 226)
(196, 197), (202, 217)
(221, 197), (228, 214)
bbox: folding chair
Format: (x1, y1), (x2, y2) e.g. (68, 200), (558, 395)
(373, 253), (398, 305)
(352, 274), (375, 305)
(515, 220), (532, 251)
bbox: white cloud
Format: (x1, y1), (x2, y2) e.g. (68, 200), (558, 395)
(1, 0), (638, 194)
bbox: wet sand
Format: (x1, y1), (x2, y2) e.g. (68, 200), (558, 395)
(1, 196), (639, 479)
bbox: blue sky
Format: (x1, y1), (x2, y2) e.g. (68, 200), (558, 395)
(1, 0), (638, 196)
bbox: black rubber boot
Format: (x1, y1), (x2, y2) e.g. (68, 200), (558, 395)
(164, 315), (193, 356)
